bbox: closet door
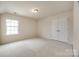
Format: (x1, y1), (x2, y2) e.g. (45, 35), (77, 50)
(50, 17), (68, 43)
(50, 18), (58, 40)
(57, 17), (68, 42)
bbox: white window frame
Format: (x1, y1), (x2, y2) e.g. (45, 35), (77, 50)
(6, 19), (19, 35)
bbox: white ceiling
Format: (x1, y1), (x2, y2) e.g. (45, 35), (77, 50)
(0, 1), (73, 20)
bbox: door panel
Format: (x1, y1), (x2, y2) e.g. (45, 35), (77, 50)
(57, 17), (68, 42)
(57, 18), (68, 42)
(49, 18), (58, 40)
(50, 17), (68, 43)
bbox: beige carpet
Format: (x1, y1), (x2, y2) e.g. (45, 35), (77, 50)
(0, 38), (73, 57)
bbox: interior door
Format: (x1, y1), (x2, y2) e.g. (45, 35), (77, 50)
(50, 18), (58, 40)
(50, 17), (68, 43)
(57, 17), (68, 42)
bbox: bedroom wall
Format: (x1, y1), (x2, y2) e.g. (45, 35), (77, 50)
(37, 10), (73, 44)
(73, 1), (79, 57)
(0, 15), (1, 44)
(0, 13), (37, 44)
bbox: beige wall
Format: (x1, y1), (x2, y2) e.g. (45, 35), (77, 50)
(68, 10), (73, 45)
(0, 15), (1, 44)
(0, 13), (37, 44)
(73, 1), (79, 56)
(37, 10), (73, 44)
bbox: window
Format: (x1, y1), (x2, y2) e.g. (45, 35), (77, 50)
(6, 19), (19, 35)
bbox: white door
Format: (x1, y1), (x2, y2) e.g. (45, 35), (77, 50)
(57, 17), (68, 42)
(49, 18), (58, 40)
(50, 17), (68, 43)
